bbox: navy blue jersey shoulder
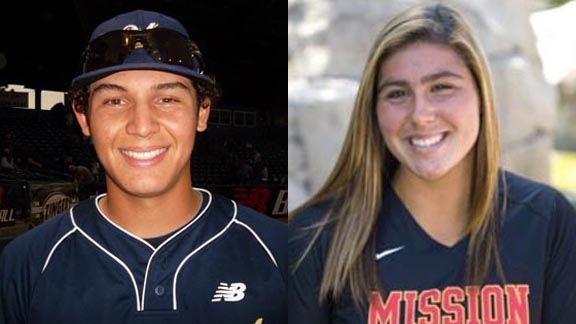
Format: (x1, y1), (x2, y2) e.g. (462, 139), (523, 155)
(498, 172), (576, 324)
(235, 203), (288, 281)
(0, 202), (74, 274)
(288, 171), (576, 324)
(502, 171), (571, 219)
(0, 189), (287, 324)
(289, 199), (334, 247)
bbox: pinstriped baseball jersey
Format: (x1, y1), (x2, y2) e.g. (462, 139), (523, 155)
(0, 189), (287, 324)
(288, 172), (576, 323)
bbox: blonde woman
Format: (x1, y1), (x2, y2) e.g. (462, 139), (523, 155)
(289, 3), (576, 323)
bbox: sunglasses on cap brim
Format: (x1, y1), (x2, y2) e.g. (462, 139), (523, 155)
(79, 28), (206, 76)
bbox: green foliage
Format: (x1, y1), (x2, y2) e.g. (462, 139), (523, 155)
(547, 0), (572, 8)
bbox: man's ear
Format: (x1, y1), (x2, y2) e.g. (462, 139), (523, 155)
(72, 100), (91, 137)
(197, 97), (211, 132)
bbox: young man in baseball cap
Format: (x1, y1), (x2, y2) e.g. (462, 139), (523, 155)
(0, 10), (286, 324)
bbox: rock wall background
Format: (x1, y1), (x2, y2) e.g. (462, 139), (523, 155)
(288, 0), (557, 210)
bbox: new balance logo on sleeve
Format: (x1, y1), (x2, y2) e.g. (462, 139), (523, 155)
(211, 282), (247, 302)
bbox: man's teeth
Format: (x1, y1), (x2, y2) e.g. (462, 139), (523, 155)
(121, 148), (167, 160)
(410, 134), (444, 148)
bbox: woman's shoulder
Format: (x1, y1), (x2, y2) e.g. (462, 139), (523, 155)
(289, 199), (333, 230)
(502, 171), (575, 220)
(288, 198), (337, 255)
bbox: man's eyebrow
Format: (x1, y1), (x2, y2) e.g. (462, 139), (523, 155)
(91, 84), (126, 96)
(91, 82), (192, 96)
(154, 82), (192, 91)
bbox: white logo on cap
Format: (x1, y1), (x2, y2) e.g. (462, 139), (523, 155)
(123, 24), (139, 31)
(146, 22), (158, 29)
(122, 22), (159, 31)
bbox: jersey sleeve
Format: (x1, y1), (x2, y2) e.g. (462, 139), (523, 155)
(288, 209), (331, 324)
(0, 240), (31, 324)
(543, 192), (576, 322)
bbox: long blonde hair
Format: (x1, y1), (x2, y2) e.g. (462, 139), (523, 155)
(290, 3), (504, 306)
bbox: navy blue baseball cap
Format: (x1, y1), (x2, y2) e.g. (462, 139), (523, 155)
(70, 10), (216, 91)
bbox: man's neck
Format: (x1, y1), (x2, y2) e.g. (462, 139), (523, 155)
(99, 183), (202, 238)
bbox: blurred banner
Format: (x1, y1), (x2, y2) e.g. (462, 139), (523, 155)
(0, 181), (28, 228)
(29, 182), (79, 227)
(203, 185), (288, 220)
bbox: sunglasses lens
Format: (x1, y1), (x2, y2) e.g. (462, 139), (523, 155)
(147, 29), (204, 72)
(83, 32), (128, 72)
(81, 29), (205, 74)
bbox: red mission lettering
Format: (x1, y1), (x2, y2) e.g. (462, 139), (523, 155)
(368, 285), (529, 324)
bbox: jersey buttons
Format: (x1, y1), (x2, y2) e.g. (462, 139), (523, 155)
(154, 285), (166, 296)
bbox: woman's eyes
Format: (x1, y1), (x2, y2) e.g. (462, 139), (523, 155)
(431, 83), (454, 93)
(386, 90), (407, 100)
(384, 83), (456, 100)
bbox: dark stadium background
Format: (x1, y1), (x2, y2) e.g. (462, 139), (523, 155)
(0, 0), (284, 110)
(0, 0), (286, 250)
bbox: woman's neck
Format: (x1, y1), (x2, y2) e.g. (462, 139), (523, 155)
(393, 156), (473, 247)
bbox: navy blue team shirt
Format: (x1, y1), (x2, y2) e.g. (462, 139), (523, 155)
(289, 172), (576, 324)
(0, 189), (287, 324)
